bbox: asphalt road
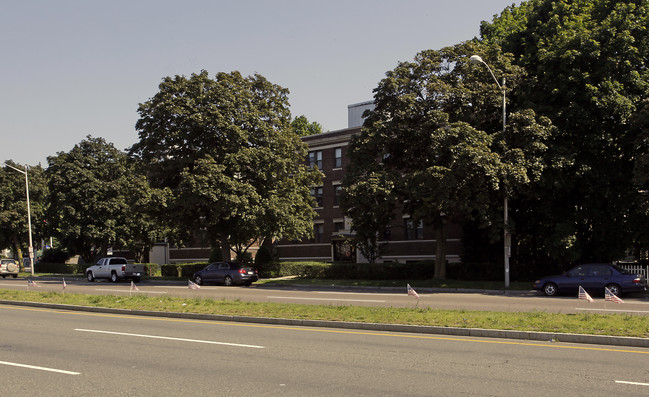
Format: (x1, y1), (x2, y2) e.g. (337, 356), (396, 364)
(1, 304), (648, 396)
(1, 277), (649, 316)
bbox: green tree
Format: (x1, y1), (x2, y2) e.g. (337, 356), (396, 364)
(47, 136), (167, 263)
(480, 0), (649, 266)
(0, 162), (47, 265)
(131, 71), (321, 259)
(122, 174), (171, 262)
(343, 42), (551, 278)
(340, 171), (395, 263)
(291, 115), (323, 136)
(627, 100), (649, 259)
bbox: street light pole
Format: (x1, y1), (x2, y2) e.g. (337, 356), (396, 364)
(2, 162), (35, 276)
(469, 55), (510, 288)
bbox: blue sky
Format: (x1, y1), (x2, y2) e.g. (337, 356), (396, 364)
(2, 0), (520, 166)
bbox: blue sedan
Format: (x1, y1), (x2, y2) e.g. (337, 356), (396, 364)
(533, 263), (647, 297)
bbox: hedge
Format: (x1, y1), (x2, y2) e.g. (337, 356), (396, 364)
(160, 263), (207, 278)
(143, 263), (160, 277)
(257, 261), (437, 280)
(35, 262), (86, 274)
(33, 260), (499, 281)
(36, 262), (161, 277)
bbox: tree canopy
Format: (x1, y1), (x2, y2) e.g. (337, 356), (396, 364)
(6, 0), (648, 276)
(47, 136), (167, 262)
(480, 0), (649, 267)
(343, 41), (552, 278)
(344, 0), (649, 277)
(131, 71), (320, 259)
(0, 162), (47, 264)
(291, 115), (323, 136)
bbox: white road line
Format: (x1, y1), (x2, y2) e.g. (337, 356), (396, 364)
(267, 296), (386, 303)
(74, 328), (264, 348)
(615, 380), (649, 387)
(577, 307), (649, 314)
(153, 286), (210, 289)
(95, 288), (165, 294)
(0, 360), (80, 375)
(317, 291), (405, 297)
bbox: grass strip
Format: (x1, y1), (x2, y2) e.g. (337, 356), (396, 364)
(1, 289), (647, 338)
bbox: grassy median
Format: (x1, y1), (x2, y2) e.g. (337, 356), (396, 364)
(1, 289), (647, 338)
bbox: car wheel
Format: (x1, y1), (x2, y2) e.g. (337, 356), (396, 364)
(606, 283), (622, 297)
(87, 271), (95, 282)
(543, 282), (558, 296)
(224, 276), (233, 286)
(12, 274), (17, 278)
(133, 277), (141, 283)
(1, 275), (5, 278)
(111, 272), (118, 283)
(194, 275), (203, 286)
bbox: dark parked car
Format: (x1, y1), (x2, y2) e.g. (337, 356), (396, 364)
(533, 263), (647, 297)
(192, 262), (258, 286)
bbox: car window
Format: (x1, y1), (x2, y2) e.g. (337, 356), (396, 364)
(568, 266), (587, 277)
(612, 265), (632, 274)
(589, 265), (611, 277)
(205, 264), (217, 271)
(218, 263), (230, 270)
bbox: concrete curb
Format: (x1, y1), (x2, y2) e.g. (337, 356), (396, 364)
(2, 299), (647, 349)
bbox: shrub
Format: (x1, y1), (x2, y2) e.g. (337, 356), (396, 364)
(39, 248), (70, 264)
(161, 263), (207, 278)
(256, 261), (438, 280)
(152, 260), (497, 281)
(254, 246), (273, 266)
(208, 245), (222, 262)
(35, 262), (78, 274)
(237, 251), (253, 266)
(257, 262), (329, 278)
(143, 263), (160, 277)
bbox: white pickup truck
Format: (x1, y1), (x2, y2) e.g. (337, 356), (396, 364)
(86, 257), (145, 283)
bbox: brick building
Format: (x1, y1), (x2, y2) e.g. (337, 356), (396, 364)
(149, 102), (463, 265)
(275, 102), (463, 263)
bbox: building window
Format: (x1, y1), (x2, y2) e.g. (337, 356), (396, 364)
(311, 186), (323, 207)
(314, 223), (324, 243)
(334, 184), (342, 207)
(334, 221), (345, 233)
(309, 150), (322, 169)
(334, 147), (342, 168)
(405, 219), (424, 240)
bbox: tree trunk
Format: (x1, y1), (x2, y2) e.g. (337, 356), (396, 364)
(220, 236), (231, 261)
(11, 237), (24, 271)
(434, 218), (447, 280)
